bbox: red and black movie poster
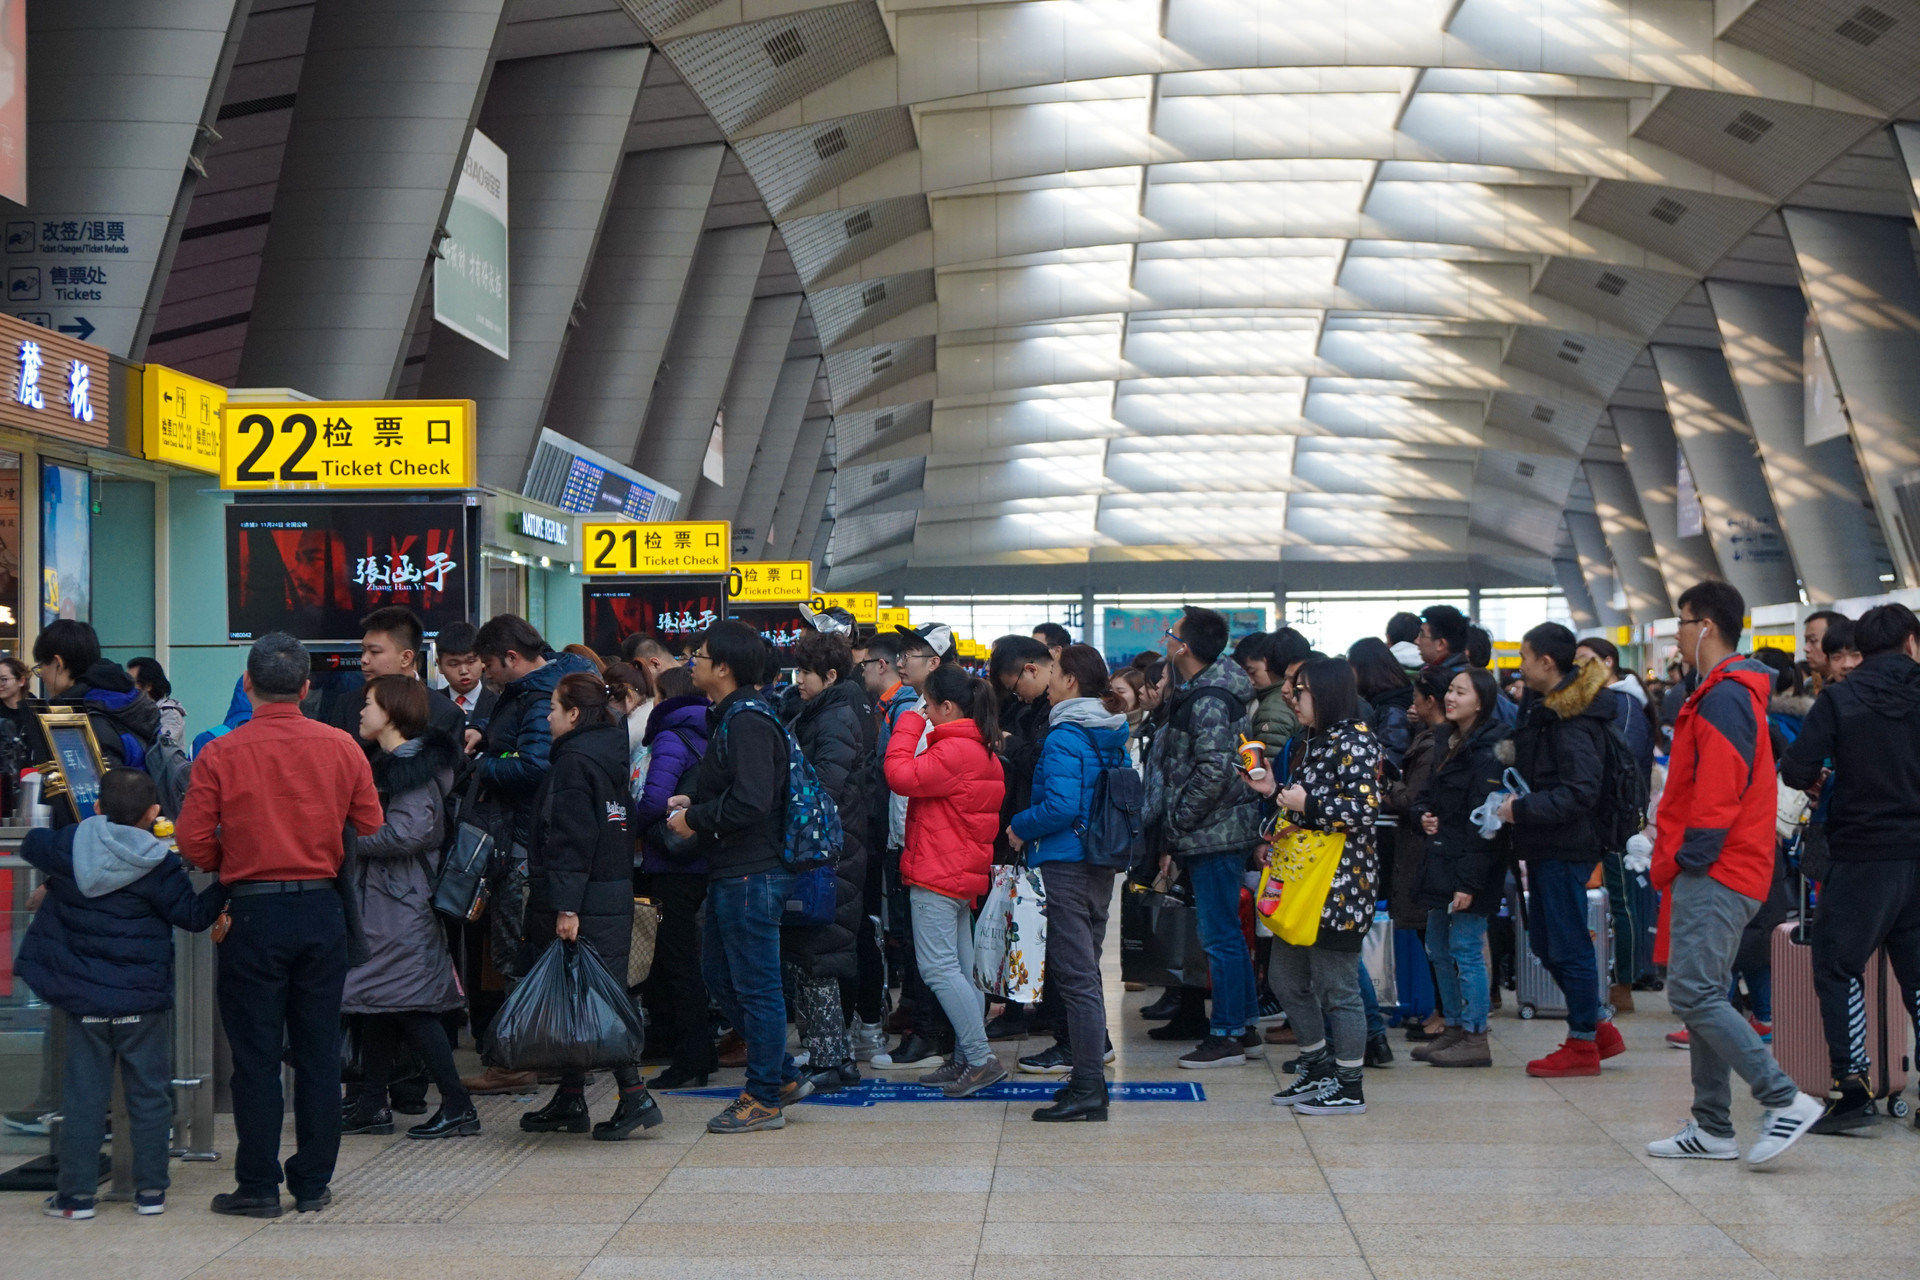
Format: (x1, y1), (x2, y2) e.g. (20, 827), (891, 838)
(227, 504), (470, 642)
(729, 604), (810, 663)
(583, 578), (727, 657)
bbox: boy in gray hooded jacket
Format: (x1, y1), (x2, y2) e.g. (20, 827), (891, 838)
(18, 768), (226, 1219)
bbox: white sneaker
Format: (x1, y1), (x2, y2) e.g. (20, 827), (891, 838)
(1646, 1120), (1738, 1161)
(1746, 1091), (1825, 1166)
(851, 1022), (892, 1066)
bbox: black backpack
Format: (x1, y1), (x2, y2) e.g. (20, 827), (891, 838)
(1062, 724), (1146, 871)
(1590, 719), (1649, 853)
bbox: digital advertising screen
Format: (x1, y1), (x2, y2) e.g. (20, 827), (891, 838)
(729, 604), (811, 664)
(582, 577), (726, 658)
(226, 503), (471, 643)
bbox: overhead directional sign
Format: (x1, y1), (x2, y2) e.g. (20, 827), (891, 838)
(813, 591), (878, 624)
(142, 362), (226, 474)
(877, 606), (910, 630)
(729, 560), (811, 602)
(583, 520), (730, 575)
(220, 400), (476, 490)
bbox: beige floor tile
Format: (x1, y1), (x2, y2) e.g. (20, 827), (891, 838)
(993, 1140), (1318, 1167)
(1720, 1220), (1920, 1260)
(1312, 1140), (1638, 1169)
(1680, 1188), (1920, 1226)
(986, 1190), (1343, 1222)
(977, 1221), (1360, 1256)
(660, 1164), (993, 1193)
(972, 1260), (1375, 1280)
(1351, 1223), (1753, 1259)
(631, 1191), (988, 1223)
(190, 1260), (595, 1280)
(1322, 1166), (1670, 1195)
(672, 1140), (1001, 1168)
(1365, 1261), (1777, 1280)
(221, 1223), (620, 1258)
(448, 1193), (648, 1223)
(1334, 1192), (1707, 1225)
(488, 1165), (672, 1195)
(579, 1258), (975, 1280)
(989, 1164), (1331, 1194)
(598, 1222), (982, 1256)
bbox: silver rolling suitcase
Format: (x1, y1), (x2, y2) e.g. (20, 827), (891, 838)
(1515, 884), (1612, 1021)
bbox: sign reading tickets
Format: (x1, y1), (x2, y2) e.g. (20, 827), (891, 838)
(876, 606), (910, 630)
(583, 520), (729, 575)
(142, 362), (226, 473)
(813, 591), (878, 624)
(221, 400), (476, 490)
(729, 561), (811, 602)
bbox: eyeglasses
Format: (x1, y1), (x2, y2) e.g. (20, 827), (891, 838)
(853, 658), (883, 672)
(687, 652), (708, 665)
(1676, 616), (1704, 631)
(1163, 629), (1185, 647)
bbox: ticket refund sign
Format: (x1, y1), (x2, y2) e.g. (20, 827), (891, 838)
(814, 591), (878, 623)
(583, 520), (729, 575)
(729, 561), (811, 602)
(220, 400), (476, 490)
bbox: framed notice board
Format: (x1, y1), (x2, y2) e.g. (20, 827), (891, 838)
(37, 709), (106, 822)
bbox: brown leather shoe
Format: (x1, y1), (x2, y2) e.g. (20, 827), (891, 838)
(716, 1030), (747, 1069)
(1264, 1023), (1297, 1045)
(460, 1066), (538, 1095)
(1609, 983), (1636, 1014)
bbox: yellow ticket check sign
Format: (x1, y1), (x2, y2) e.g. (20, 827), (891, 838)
(583, 520), (730, 575)
(729, 561), (812, 602)
(220, 400), (476, 489)
(813, 591), (878, 623)
(876, 606), (910, 630)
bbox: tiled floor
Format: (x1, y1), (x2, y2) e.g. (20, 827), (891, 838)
(6, 980), (1918, 1279)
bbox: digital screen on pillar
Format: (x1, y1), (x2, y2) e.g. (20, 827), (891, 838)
(582, 578), (725, 657)
(225, 504), (470, 643)
(559, 455), (665, 521)
(729, 605), (811, 663)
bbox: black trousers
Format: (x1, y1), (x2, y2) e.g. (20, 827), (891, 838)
(217, 889), (348, 1200)
(1040, 861), (1117, 1085)
(360, 1013), (469, 1112)
(1810, 857), (1920, 1079)
(637, 871), (717, 1074)
(855, 851), (886, 1023)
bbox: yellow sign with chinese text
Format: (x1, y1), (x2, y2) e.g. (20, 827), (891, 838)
(583, 520), (730, 575)
(1751, 634), (1796, 654)
(141, 363), (226, 474)
(813, 591), (879, 624)
(728, 561), (812, 602)
(220, 400), (476, 490)
(876, 606), (910, 631)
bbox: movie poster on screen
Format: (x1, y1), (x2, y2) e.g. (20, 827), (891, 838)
(729, 604), (811, 663)
(227, 504), (470, 642)
(583, 578), (726, 657)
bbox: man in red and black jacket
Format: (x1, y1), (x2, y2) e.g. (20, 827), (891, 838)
(1648, 581), (1822, 1167)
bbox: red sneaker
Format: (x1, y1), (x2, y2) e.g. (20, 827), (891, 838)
(1526, 1038), (1602, 1078)
(1594, 1020), (1625, 1060)
(1749, 1019), (1772, 1043)
(1665, 1028), (1690, 1049)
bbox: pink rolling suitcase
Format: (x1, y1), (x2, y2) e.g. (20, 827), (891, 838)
(1769, 919), (1912, 1118)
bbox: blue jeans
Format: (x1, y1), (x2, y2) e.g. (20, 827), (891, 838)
(59, 1011), (173, 1200)
(1525, 859), (1602, 1038)
(702, 871), (798, 1106)
(1186, 850), (1257, 1036)
(1426, 908), (1491, 1033)
(1357, 962), (1386, 1037)
(1732, 970), (1772, 1023)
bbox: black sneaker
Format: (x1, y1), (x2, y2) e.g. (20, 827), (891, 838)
(1140, 988), (1183, 1020)
(1018, 1041), (1073, 1074)
(1239, 1029), (1266, 1059)
(210, 1191), (282, 1219)
(1178, 1034), (1248, 1070)
(1271, 1057), (1334, 1108)
(1147, 1013), (1212, 1041)
(1811, 1074), (1878, 1135)
(1364, 1032), (1395, 1069)
(983, 1011), (1030, 1041)
(1294, 1073), (1366, 1115)
(1256, 989), (1286, 1025)
(886, 1032), (944, 1070)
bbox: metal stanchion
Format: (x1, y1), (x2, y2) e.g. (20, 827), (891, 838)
(170, 903), (220, 1163)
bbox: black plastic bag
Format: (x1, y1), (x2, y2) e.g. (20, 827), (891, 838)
(479, 938), (646, 1073)
(1119, 884), (1211, 988)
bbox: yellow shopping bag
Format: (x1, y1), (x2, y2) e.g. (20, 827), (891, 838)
(1259, 825), (1345, 947)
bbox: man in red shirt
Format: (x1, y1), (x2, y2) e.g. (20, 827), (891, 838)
(178, 633), (382, 1218)
(1647, 582), (1821, 1167)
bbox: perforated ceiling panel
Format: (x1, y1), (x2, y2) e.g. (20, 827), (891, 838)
(808, 269), (936, 349)
(781, 196), (931, 286)
(1575, 180), (1773, 274)
(663, 2), (893, 135)
(733, 107), (917, 216)
(1532, 258), (1696, 340)
(833, 455), (927, 515)
(1723, 0), (1920, 113)
(1503, 328), (1645, 404)
(617, 0), (718, 38)
(822, 335), (935, 411)
(1634, 89), (1878, 202)
(833, 400), (933, 464)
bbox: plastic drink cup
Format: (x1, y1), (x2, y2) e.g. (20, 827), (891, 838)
(1238, 736), (1268, 780)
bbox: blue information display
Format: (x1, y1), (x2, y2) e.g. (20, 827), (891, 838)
(661, 1081), (1205, 1107)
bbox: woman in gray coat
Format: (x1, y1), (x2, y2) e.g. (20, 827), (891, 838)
(340, 676), (478, 1141)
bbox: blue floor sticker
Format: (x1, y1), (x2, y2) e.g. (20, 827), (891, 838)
(661, 1080), (1205, 1106)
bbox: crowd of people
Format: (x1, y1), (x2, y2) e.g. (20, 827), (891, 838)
(16, 581), (1920, 1220)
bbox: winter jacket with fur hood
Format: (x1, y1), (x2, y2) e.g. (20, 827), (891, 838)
(1501, 657), (1619, 861)
(1781, 652), (1920, 860)
(18, 818), (226, 1017)
(885, 712), (1005, 900)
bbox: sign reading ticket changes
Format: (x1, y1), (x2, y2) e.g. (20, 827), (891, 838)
(220, 400), (476, 490)
(583, 520), (729, 575)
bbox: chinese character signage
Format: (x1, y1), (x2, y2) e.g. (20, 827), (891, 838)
(730, 604), (811, 661)
(876, 606), (910, 630)
(226, 503), (470, 643)
(0, 311), (110, 446)
(583, 520), (729, 575)
(435, 129), (508, 358)
(141, 362), (226, 474)
(812, 591), (878, 624)
(219, 400), (476, 490)
(513, 510), (569, 547)
(3, 212), (142, 356)
(728, 560), (811, 603)
(583, 578), (725, 656)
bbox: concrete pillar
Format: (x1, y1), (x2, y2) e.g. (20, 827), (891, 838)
(1583, 461), (1672, 620)
(1780, 207), (1920, 587)
(545, 144), (724, 464)
(1564, 510), (1629, 628)
(1649, 344), (1801, 608)
(1609, 408), (1722, 604)
(1274, 585), (1288, 627)
(1704, 279), (1887, 602)
(23, 0), (244, 359)
(239, 0), (507, 396)
(691, 293), (803, 523)
(1554, 556), (1603, 631)
(769, 407), (832, 557)
(791, 460), (835, 567)
(419, 47), (649, 489)
(1080, 585), (1098, 647)
(732, 357), (819, 557)
(633, 224), (773, 501)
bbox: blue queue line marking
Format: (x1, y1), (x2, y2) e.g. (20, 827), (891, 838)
(660, 1080), (1206, 1107)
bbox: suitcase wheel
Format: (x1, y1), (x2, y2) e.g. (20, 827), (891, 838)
(1518, 1004), (1536, 1020)
(1891, 1097), (1911, 1120)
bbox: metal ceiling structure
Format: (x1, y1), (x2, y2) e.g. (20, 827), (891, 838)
(51, 0), (1920, 618)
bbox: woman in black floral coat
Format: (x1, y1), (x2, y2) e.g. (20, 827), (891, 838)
(1251, 657), (1382, 1116)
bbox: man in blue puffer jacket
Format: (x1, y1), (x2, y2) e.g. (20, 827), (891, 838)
(18, 769), (227, 1218)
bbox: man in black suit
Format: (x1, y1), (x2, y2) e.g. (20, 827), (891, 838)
(435, 620), (496, 734)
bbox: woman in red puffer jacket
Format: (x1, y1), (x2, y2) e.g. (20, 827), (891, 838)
(883, 663), (1007, 1095)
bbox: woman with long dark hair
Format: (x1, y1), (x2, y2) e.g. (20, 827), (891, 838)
(1254, 657), (1383, 1116)
(1412, 667), (1508, 1068)
(518, 672), (664, 1140)
(882, 662), (1007, 1097)
(1348, 636), (1413, 770)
